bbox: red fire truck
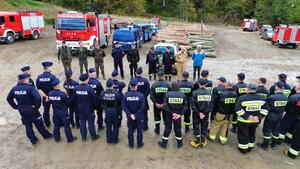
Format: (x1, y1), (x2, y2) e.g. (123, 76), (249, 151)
(272, 25), (300, 49)
(0, 11), (44, 44)
(241, 18), (258, 32)
(150, 17), (161, 27)
(55, 11), (112, 51)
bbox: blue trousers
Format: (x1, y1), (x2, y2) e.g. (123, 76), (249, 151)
(114, 61), (124, 78)
(21, 113), (52, 144)
(105, 108), (119, 143)
(69, 101), (79, 127)
(53, 112), (74, 142)
(42, 98), (51, 127)
(127, 119), (143, 147)
(79, 113), (97, 139)
(279, 112), (297, 139)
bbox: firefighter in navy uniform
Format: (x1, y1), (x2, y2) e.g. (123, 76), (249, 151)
(111, 70), (126, 128)
(63, 70), (80, 128)
(48, 78), (77, 143)
(211, 77), (226, 121)
(126, 43), (140, 79)
(6, 74), (53, 144)
(193, 70), (213, 92)
(20, 66), (35, 87)
(162, 46), (175, 81)
(209, 81), (237, 145)
(284, 83), (300, 159)
(178, 71), (194, 132)
(159, 81), (187, 149)
(88, 68), (105, 130)
(235, 83), (268, 154)
(123, 79), (145, 148)
(269, 73), (292, 97)
(256, 77), (269, 99)
(36, 61), (56, 127)
(259, 82), (288, 150)
(150, 71), (171, 134)
(231, 73), (248, 133)
(190, 78), (212, 148)
(100, 79), (122, 144)
(74, 74), (99, 141)
(146, 47), (158, 81)
(129, 67), (151, 130)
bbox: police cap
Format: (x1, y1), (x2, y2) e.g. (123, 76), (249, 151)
(136, 67), (143, 74)
(51, 78), (60, 87)
(247, 83), (257, 90)
(106, 79), (114, 87)
(275, 81), (285, 89)
(89, 68), (96, 73)
(111, 70), (119, 77)
(42, 61), (53, 67)
(79, 74), (89, 81)
(65, 69), (73, 78)
(18, 73), (30, 80)
(20, 66), (30, 72)
(157, 71), (164, 77)
(130, 78), (138, 86)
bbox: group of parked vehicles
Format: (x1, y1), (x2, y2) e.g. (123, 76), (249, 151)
(242, 18), (300, 49)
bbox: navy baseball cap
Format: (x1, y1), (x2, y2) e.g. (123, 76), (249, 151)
(198, 78), (208, 85)
(65, 69), (73, 78)
(237, 73), (245, 80)
(201, 70), (209, 77)
(136, 67), (143, 74)
(275, 81), (285, 89)
(217, 77), (226, 83)
(157, 71), (164, 77)
(20, 66), (30, 72)
(247, 83), (257, 90)
(111, 70), (118, 77)
(42, 61), (53, 67)
(89, 68), (96, 73)
(79, 74), (89, 81)
(278, 73), (287, 80)
(51, 78), (60, 86)
(18, 73), (30, 80)
(183, 71), (189, 78)
(130, 79), (138, 86)
(106, 79), (114, 87)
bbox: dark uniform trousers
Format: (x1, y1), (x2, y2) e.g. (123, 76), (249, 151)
(287, 119), (300, 158)
(79, 59), (88, 74)
(114, 62), (124, 78)
(154, 105), (166, 125)
(164, 64), (172, 81)
(162, 113), (182, 142)
(42, 98), (51, 127)
(96, 106), (104, 128)
(129, 63), (138, 79)
(148, 62), (157, 79)
(69, 101), (80, 127)
(193, 112), (209, 142)
(143, 101), (149, 129)
(237, 122), (258, 153)
(184, 103), (192, 126)
(262, 113), (282, 144)
(22, 113), (52, 144)
(279, 113), (297, 143)
(53, 112), (73, 142)
(79, 113), (97, 139)
(105, 108), (119, 143)
(127, 119), (143, 147)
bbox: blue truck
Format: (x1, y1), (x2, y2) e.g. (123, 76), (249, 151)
(134, 24), (154, 42)
(112, 27), (143, 50)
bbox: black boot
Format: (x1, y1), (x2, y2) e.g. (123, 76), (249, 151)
(158, 139), (168, 149)
(230, 124), (237, 133)
(168, 76), (171, 82)
(154, 75), (156, 81)
(259, 139), (269, 151)
(185, 125), (190, 133)
(149, 76), (152, 81)
(154, 124), (160, 135)
(270, 138), (277, 148)
(177, 140), (183, 148)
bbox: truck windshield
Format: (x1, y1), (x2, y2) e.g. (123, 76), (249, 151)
(0, 16), (4, 25)
(56, 18), (85, 30)
(151, 20), (159, 24)
(155, 46), (175, 54)
(114, 31), (134, 41)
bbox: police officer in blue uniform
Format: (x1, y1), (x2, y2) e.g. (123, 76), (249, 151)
(112, 42), (125, 79)
(48, 78), (77, 143)
(7, 74), (52, 144)
(36, 61), (56, 127)
(159, 81), (187, 149)
(100, 79), (122, 144)
(74, 74), (99, 141)
(178, 71), (194, 132)
(88, 68), (105, 130)
(20, 66), (35, 87)
(111, 70), (126, 128)
(63, 69), (80, 128)
(123, 79), (145, 148)
(128, 67), (150, 130)
(150, 71), (171, 134)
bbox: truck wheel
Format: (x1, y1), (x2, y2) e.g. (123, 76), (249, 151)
(31, 30), (40, 40)
(278, 44), (284, 48)
(271, 41), (275, 45)
(6, 33), (15, 44)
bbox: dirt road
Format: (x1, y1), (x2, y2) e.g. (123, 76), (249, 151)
(0, 25), (300, 169)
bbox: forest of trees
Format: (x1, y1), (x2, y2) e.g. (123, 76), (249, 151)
(43, 0), (300, 25)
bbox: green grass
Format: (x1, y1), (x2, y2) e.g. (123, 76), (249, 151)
(1, 0), (68, 25)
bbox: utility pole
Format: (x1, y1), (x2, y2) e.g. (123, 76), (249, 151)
(163, 0), (166, 7)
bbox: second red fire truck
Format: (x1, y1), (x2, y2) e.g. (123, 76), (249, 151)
(55, 11), (112, 52)
(272, 25), (300, 49)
